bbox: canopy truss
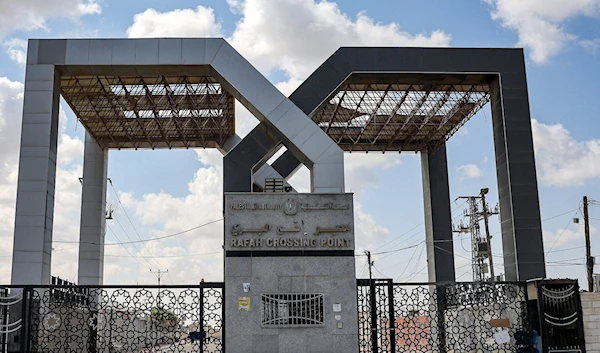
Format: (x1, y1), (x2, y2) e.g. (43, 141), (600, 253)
(311, 83), (490, 152)
(61, 75), (235, 149)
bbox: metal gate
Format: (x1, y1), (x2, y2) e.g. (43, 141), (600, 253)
(1, 283), (224, 353)
(357, 279), (532, 352)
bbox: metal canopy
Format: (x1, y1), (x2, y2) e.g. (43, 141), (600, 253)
(311, 74), (491, 152)
(61, 74), (235, 149)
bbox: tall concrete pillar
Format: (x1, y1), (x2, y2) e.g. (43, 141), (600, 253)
(77, 132), (108, 285)
(10, 63), (61, 285)
(421, 143), (456, 283)
(490, 74), (546, 281)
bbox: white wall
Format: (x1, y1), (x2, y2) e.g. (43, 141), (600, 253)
(582, 292), (600, 353)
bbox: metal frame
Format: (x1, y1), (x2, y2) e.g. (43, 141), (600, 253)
(2, 283), (225, 353)
(357, 279), (534, 353)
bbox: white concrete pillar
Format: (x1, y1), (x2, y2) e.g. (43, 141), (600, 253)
(77, 132), (108, 285)
(10, 64), (61, 285)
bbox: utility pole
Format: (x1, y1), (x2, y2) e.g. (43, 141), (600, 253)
(150, 269), (168, 287)
(365, 250), (373, 281)
(454, 188), (499, 282)
(480, 188), (495, 281)
(583, 196), (593, 292)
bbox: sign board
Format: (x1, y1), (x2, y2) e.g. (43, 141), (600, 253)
(225, 193), (354, 251)
(238, 297), (250, 311)
(490, 318), (510, 328)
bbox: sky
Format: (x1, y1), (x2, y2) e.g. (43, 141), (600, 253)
(0, 0), (599, 287)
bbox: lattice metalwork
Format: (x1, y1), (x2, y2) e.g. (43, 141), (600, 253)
(358, 280), (532, 353)
(61, 75), (235, 149)
(261, 293), (324, 327)
(12, 284), (223, 353)
(312, 83), (490, 152)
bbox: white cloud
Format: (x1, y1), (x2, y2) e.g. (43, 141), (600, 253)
(126, 7), (223, 38)
(228, 0), (451, 87)
(126, 0), (451, 91)
(580, 38), (600, 55)
(457, 164), (482, 179)
(485, 0), (600, 63)
(532, 119), (600, 187)
(0, 0), (101, 38)
(2, 38), (27, 65)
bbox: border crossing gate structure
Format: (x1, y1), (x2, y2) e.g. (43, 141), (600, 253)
(7, 38), (552, 352)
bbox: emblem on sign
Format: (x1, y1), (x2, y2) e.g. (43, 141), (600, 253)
(283, 198), (298, 215)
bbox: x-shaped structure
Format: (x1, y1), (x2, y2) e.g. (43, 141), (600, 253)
(11, 39), (545, 286)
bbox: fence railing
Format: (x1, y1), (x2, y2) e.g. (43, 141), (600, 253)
(0, 283), (224, 353)
(357, 280), (533, 353)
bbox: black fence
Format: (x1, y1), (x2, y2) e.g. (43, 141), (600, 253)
(1, 283), (224, 353)
(357, 279), (533, 353)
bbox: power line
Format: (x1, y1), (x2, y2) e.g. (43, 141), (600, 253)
(109, 179), (165, 269)
(53, 219), (223, 245)
(106, 223), (152, 270)
(546, 210), (580, 253)
(113, 215), (156, 269)
(104, 251), (221, 259)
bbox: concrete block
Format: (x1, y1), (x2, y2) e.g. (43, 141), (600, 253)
(205, 38), (225, 63)
(17, 157), (50, 180)
(37, 40), (66, 64)
(291, 118), (321, 147)
(89, 40), (113, 65)
(15, 191), (47, 216)
(158, 38), (182, 65)
(135, 39), (159, 65)
(317, 143), (344, 165)
(12, 251), (44, 264)
(299, 133), (335, 164)
(27, 39), (39, 65)
(111, 39), (135, 65)
(65, 39), (90, 65)
(24, 80), (55, 91)
(182, 38), (206, 65)
(265, 99), (294, 125)
(311, 163), (344, 190)
(25, 64), (55, 82)
(274, 108), (310, 143)
(22, 91), (55, 114)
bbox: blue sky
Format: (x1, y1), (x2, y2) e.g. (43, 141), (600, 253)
(0, 0), (599, 286)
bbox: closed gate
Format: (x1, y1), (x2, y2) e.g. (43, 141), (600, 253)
(1, 283), (224, 353)
(357, 279), (532, 353)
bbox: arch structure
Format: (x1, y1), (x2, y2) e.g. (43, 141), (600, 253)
(10, 38), (343, 286)
(228, 47), (546, 282)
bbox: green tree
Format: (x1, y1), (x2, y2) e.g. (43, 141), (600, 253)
(150, 307), (179, 326)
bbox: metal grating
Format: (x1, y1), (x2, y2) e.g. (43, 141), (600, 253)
(261, 293), (324, 327)
(61, 75), (235, 150)
(312, 83), (490, 152)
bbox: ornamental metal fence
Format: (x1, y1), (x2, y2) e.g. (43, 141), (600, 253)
(357, 279), (533, 353)
(0, 283), (224, 353)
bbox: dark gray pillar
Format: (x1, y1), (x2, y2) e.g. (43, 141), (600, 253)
(223, 123), (282, 192)
(271, 150), (302, 179)
(421, 143), (455, 282)
(490, 74), (546, 281)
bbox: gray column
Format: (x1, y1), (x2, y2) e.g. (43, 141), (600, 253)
(421, 143), (455, 282)
(77, 132), (108, 285)
(10, 64), (60, 285)
(491, 75), (546, 281)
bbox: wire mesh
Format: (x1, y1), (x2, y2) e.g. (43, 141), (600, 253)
(61, 75), (235, 149)
(312, 83), (490, 152)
